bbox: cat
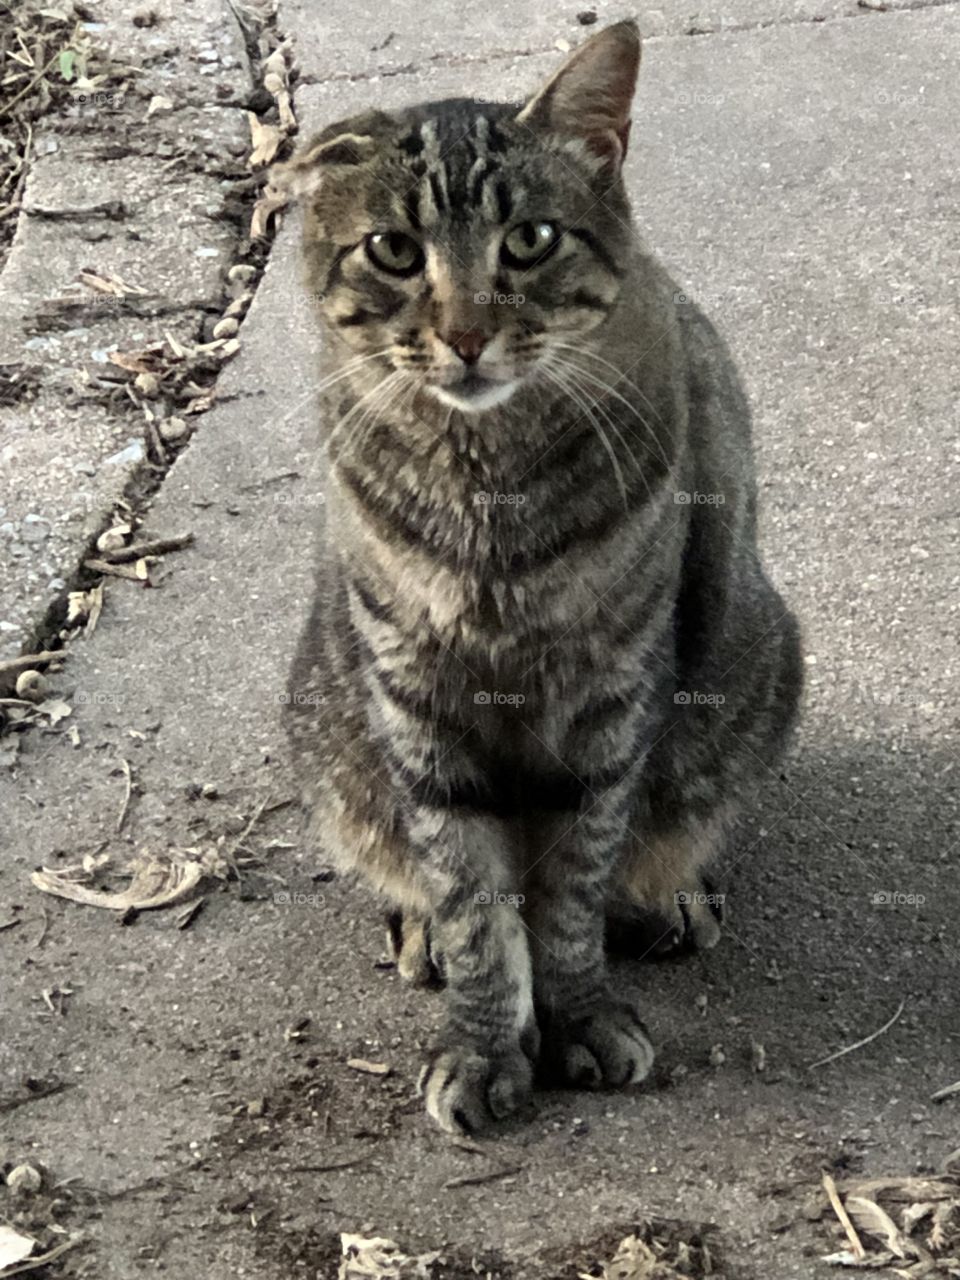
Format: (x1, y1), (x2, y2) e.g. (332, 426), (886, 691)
(278, 19), (802, 1134)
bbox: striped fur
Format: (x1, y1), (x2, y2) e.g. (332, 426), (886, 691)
(283, 21), (802, 1133)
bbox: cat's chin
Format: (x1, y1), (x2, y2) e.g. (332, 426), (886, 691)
(428, 377), (519, 414)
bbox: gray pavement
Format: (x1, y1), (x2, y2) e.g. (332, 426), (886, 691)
(1, 3), (958, 1277)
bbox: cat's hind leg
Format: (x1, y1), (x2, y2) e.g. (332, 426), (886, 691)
(385, 909), (444, 987)
(606, 814), (730, 959)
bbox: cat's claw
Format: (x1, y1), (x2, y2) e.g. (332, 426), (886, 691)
(540, 1000), (654, 1089)
(418, 1044), (534, 1134)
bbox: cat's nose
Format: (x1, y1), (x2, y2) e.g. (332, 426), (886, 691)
(442, 329), (489, 365)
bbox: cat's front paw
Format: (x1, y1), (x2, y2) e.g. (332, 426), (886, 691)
(417, 1042), (534, 1134)
(540, 1000), (654, 1089)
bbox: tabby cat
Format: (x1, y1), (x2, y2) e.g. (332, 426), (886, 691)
(280, 20), (802, 1134)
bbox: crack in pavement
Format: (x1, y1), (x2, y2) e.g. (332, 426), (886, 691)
(302, 0), (960, 87)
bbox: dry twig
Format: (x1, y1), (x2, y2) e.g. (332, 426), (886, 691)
(808, 1000), (905, 1070)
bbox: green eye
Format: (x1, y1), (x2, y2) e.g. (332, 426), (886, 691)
(501, 221), (561, 269)
(365, 231), (424, 276)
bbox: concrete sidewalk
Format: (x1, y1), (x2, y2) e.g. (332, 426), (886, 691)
(1, 2), (958, 1277)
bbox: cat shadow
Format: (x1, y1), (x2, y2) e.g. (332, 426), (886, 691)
(615, 735), (958, 1077)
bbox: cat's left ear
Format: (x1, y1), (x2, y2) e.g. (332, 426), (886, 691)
(516, 20), (641, 176)
(271, 132), (379, 202)
(271, 110), (391, 202)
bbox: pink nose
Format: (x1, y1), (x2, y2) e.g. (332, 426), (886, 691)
(443, 329), (488, 365)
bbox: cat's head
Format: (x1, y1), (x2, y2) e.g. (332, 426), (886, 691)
(277, 21), (640, 414)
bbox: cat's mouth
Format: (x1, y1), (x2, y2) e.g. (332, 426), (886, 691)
(428, 370), (519, 414)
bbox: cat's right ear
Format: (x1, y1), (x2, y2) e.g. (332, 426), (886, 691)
(271, 130), (379, 202)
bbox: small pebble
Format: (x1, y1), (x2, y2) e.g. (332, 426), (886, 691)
(159, 417), (189, 443)
(213, 316), (239, 339)
(15, 670), (48, 702)
(21, 514), (52, 544)
(6, 1164), (42, 1195)
(104, 440), (145, 467)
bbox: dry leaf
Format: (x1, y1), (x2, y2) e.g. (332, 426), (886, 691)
(66, 583), (103, 631)
(840, 1179), (959, 1204)
(250, 179), (288, 238)
(347, 1058), (391, 1076)
(276, 90), (296, 133)
(846, 1197), (910, 1259)
(96, 523), (131, 553)
(184, 390), (216, 414)
(929, 1201), (954, 1252)
(262, 48), (287, 80)
(146, 93), (172, 117)
(339, 1233), (441, 1280)
(31, 853), (204, 912)
(580, 1232), (685, 1280)
(822, 1249), (896, 1268)
(0, 1224), (36, 1269)
(902, 1203), (936, 1235)
(247, 112), (283, 167)
(37, 698), (72, 724)
(78, 269), (148, 297)
(107, 343), (167, 375)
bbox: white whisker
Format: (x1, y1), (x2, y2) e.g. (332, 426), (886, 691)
(538, 360), (628, 508)
(550, 342), (670, 469)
